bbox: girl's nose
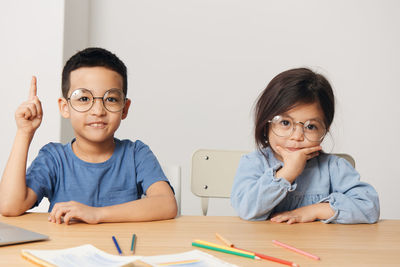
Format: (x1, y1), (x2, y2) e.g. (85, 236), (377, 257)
(290, 124), (305, 141)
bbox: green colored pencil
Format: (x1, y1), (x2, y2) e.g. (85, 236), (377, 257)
(131, 234), (136, 254)
(192, 242), (258, 259)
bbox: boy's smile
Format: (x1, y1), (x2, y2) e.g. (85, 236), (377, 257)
(87, 121), (107, 128)
(58, 67), (131, 159)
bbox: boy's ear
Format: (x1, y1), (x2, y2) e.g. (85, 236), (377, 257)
(58, 98), (70, 118)
(121, 98), (131, 120)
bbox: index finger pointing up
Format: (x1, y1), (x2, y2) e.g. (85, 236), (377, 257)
(29, 76), (37, 100)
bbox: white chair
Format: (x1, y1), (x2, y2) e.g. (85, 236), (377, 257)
(162, 165), (181, 216)
(27, 160), (50, 213)
(334, 153), (355, 168)
(191, 149), (248, 216)
(191, 149), (355, 216)
(28, 198), (50, 213)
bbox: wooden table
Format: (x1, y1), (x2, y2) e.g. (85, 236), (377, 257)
(1, 213), (399, 266)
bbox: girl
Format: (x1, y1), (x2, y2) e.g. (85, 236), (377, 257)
(231, 68), (379, 224)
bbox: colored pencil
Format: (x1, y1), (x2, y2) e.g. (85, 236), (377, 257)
(215, 233), (234, 247)
(273, 240), (320, 260)
(131, 234), (136, 254)
(215, 233), (298, 267)
(193, 239), (254, 256)
(192, 242), (259, 259)
(157, 259), (200, 266)
(235, 246), (299, 267)
(112, 236), (123, 255)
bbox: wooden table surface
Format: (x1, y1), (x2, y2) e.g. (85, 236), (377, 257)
(1, 213), (399, 266)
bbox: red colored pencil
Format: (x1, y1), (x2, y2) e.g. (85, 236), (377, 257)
(235, 246), (299, 267)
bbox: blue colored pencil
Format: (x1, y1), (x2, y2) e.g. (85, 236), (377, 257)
(112, 235), (123, 255)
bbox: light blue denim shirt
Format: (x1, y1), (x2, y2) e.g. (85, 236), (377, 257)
(231, 147), (380, 224)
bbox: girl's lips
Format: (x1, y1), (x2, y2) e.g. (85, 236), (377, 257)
(286, 147), (301, 152)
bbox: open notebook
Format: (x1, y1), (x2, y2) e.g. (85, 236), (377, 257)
(0, 222), (48, 246)
(21, 244), (238, 267)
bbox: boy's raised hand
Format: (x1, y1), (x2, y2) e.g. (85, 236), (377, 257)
(275, 145), (321, 183)
(15, 76), (43, 135)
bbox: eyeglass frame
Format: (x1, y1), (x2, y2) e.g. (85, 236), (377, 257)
(66, 88), (127, 113)
(267, 115), (327, 142)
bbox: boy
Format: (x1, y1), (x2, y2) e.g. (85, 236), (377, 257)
(0, 47), (177, 224)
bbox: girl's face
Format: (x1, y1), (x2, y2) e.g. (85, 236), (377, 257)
(268, 102), (326, 161)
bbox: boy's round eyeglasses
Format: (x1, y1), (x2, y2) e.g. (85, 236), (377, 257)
(268, 115), (327, 142)
(67, 88), (127, 113)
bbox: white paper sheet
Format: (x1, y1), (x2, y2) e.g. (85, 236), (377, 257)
(141, 249), (239, 267)
(22, 244), (141, 267)
(22, 245), (239, 267)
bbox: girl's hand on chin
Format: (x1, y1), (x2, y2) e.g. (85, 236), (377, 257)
(274, 145), (322, 183)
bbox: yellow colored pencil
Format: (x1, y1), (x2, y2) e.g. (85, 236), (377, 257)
(192, 242), (259, 260)
(193, 239), (255, 256)
(213, 234), (299, 267)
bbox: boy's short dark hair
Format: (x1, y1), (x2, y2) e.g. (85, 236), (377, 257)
(61, 47), (127, 98)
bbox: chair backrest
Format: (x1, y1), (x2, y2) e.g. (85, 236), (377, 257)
(27, 198), (50, 213)
(191, 149), (355, 216)
(334, 153), (355, 168)
(191, 149), (248, 216)
(162, 165), (182, 216)
(27, 161), (49, 213)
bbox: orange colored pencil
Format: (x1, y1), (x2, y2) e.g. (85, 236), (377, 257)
(215, 233), (299, 267)
(215, 233), (234, 247)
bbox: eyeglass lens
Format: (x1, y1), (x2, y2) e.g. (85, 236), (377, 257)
(68, 88), (125, 112)
(269, 115), (326, 141)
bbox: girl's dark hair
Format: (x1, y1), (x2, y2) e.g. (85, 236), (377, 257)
(254, 68), (335, 151)
(61, 47), (127, 98)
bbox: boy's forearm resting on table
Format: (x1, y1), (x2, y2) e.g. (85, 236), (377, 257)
(97, 181), (177, 222)
(0, 132), (37, 216)
(48, 181), (178, 224)
(98, 193), (177, 222)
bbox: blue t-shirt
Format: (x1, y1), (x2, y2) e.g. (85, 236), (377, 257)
(231, 147), (380, 224)
(26, 138), (169, 212)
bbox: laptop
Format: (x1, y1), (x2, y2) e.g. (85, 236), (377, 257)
(0, 222), (48, 246)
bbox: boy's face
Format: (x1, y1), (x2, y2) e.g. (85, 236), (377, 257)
(58, 66), (131, 145)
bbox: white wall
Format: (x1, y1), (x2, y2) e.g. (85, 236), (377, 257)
(2, 1), (399, 219)
(60, 0), (90, 142)
(0, 1), (64, 174)
(87, 0), (400, 218)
